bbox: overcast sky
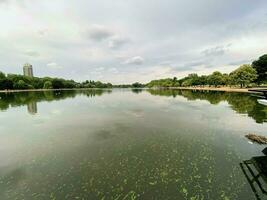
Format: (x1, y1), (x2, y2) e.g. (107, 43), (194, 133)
(0, 0), (267, 84)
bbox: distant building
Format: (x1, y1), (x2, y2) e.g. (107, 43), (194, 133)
(27, 101), (38, 115)
(23, 63), (34, 77)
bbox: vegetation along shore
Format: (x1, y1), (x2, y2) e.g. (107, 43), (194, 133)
(0, 54), (266, 91)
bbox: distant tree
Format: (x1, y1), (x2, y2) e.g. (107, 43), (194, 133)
(187, 73), (200, 86)
(14, 80), (28, 89)
(222, 73), (230, 86)
(52, 79), (64, 89)
(0, 71), (5, 79)
(207, 71), (224, 87)
(132, 82), (143, 88)
(198, 75), (208, 86)
(95, 81), (104, 88)
(106, 83), (113, 88)
(181, 79), (192, 87)
(252, 54), (267, 84)
(0, 71), (111, 90)
(0, 79), (13, 90)
(43, 81), (53, 89)
(229, 64), (257, 88)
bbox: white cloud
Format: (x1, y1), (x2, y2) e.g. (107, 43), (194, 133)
(124, 56), (144, 65)
(47, 62), (63, 69)
(108, 67), (119, 74)
(0, 0), (266, 83)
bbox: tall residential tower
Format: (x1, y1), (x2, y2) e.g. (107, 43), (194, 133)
(23, 63), (34, 77)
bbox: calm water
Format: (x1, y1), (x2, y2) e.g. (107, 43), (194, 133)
(0, 89), (266, 200)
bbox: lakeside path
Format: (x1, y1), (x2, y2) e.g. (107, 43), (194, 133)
(160, 87), (267, 94)
(170, 87), (250, 93)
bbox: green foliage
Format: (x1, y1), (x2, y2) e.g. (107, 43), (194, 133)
(0, 71), (6, 79)
(43, 81), (53, 89)
(147, 78), (175, 88)
(132, 82), (144, 88)
(0, 71), (13, 90)
(80, 80), (112, 88)
(229, 64), (257, 88)
(207, 71), (225, 87)
(147, 54), (267, 88)
(14, 80), (29, 89)
(0, 72), (112, 90)
(51, 79), (65, 89)
(0, 79), (13, 90)
(252, 54), (267, 84)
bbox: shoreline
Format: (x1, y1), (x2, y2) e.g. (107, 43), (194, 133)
(0, 87), (266, 94)
(0, 88), (112, 93)
(169, 87), (251, 93)
(149, 86), (267, 94)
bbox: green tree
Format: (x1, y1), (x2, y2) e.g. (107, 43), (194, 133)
(0, 79), (13, 90)
(252, 54), (267, 84)
(132, 82), (143, 88)
(43, 81), (53, 89)
(207, 71), (224, 87)
(14, 80), (28, 89)
(222, 73), (230, 86)
(52, 79), (64, 89)
(0, 71), (5, 79)
(181, 79), (192, 87)
(198, 75), (208, 86)
(229, 64), (257, 88)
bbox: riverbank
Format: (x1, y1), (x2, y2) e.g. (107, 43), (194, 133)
(0, 88), (112, 93)
(0, 87), (266, 94)
(170, 87), (250, 93)
(150, 86), (267, 94)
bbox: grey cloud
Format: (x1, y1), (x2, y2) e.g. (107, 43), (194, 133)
(172, 60), (213, 72)
(23, 50), (40, 57)
(0, 0), (267, 84)
(108, 37), (130, 49)
(228, 59), (253, 66)
(86, 25), (114, 41)
(183, 61), (206, 68)
(201, 44), (231, 57)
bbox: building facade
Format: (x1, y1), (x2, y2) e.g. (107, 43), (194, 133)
(23, 63), (34, 77)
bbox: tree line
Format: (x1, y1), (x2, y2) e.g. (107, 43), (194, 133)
(0, 54), (266, 90)
(146, 54), (267, 88)
(0, 73), (112, 90)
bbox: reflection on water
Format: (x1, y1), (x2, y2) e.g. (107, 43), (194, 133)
(0, 89), (266, 123)
(240, 148), (267, 200)
(27, 101), (37, 115)
(0, 89), (111, 114)
(0, 89), (266, 199)
(131, 88), (143, 94)
(147, 89), (267, 124)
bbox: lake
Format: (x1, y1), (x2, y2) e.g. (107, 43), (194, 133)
(0, 89), (266, 200)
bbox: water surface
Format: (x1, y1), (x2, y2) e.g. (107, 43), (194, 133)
(0, 89), (266, 199)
